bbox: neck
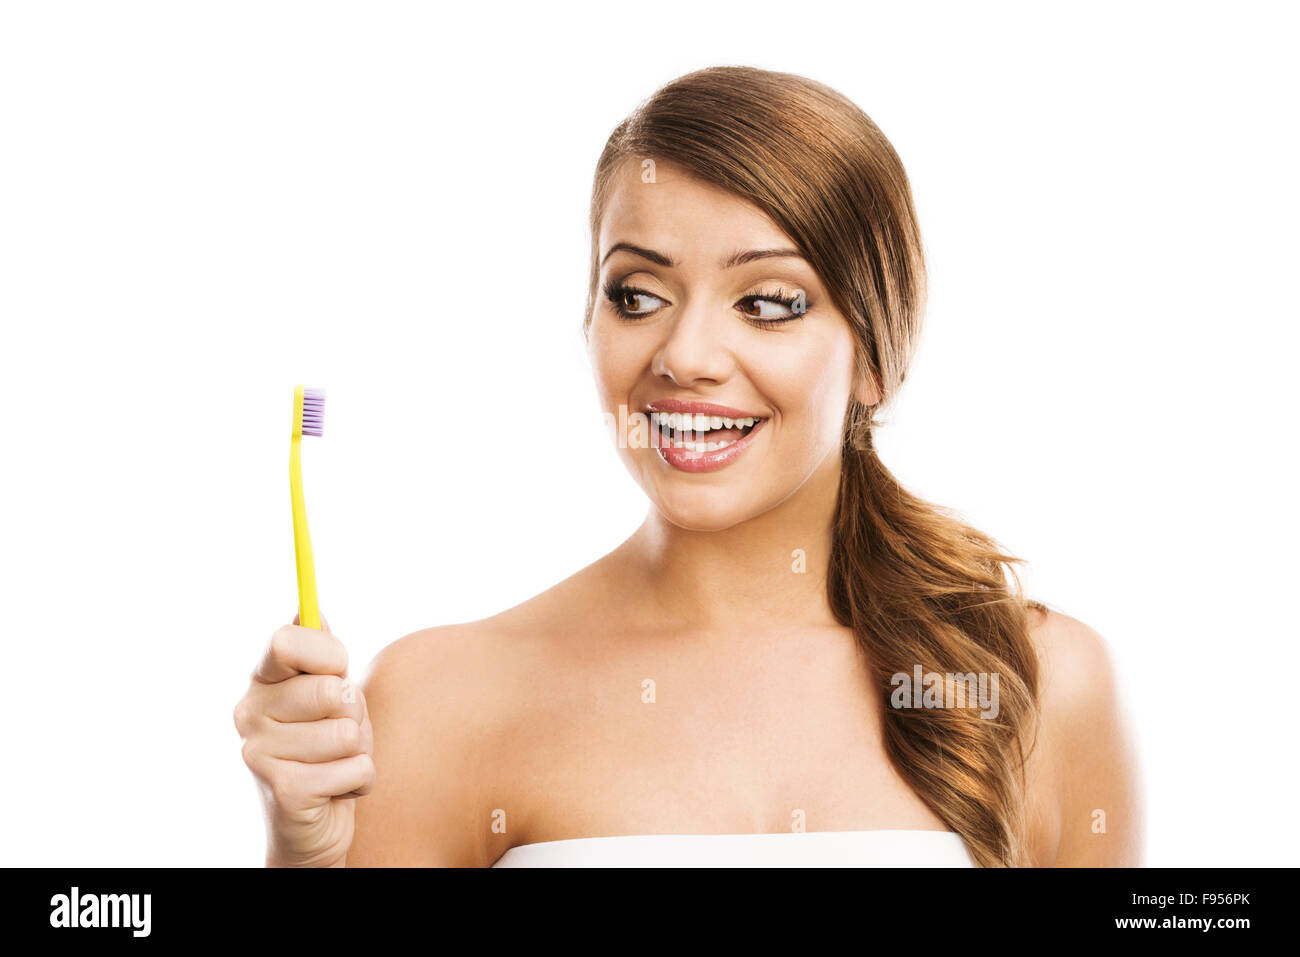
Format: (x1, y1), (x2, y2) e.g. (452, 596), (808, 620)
(615, 451), (844, 634)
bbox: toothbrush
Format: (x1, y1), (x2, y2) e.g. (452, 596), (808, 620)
(290, 385), (325, 630)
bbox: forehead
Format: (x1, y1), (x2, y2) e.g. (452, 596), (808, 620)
(597, 158), (793, 262)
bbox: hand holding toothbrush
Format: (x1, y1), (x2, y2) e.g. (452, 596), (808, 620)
(234, 612), (375, 867)
(233, 386), (374, 866)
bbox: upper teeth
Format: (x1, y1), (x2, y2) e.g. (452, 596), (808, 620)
(650, 412), (757, 432)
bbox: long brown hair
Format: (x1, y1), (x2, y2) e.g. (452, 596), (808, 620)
(584, 65), (1045, 867)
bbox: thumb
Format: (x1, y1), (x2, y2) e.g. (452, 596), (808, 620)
(291, 610), (332, 633)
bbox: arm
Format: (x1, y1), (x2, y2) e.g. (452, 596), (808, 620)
(1029, 610), (1144, 866)
(345, 626), (493, 867)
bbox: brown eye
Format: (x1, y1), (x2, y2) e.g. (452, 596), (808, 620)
(737, 294), (802, 323)
(604, 281), (667, 319)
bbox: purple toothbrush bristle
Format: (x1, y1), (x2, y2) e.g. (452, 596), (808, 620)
(301, 387), (325, 436)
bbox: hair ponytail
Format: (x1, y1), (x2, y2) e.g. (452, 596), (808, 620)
(830, 416), (1044, 867)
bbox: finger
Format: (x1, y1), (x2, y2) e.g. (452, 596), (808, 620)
(253, 624), (348, 683)
(263, 673), (366, 724)
(262, 716), (366, 763)
(339, 780), (374, 799)
(278, 752), (376, 801)
(292, 610), (332, 633)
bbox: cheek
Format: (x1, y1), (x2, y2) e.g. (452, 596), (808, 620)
(755, 331), (855, 445)
(587, 322), (638, 410)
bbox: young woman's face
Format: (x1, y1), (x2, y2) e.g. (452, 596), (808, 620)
(588, 157), (874, 532)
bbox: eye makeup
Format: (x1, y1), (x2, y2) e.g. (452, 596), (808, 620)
(601, 278), (812, 329)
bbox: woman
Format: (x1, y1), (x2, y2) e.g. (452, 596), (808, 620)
(234, 65), (1141, 867)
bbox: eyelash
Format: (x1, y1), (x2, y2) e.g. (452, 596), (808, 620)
(602, 280), (809, 329)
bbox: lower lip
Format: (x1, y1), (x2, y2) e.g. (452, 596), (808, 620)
(652, 418), (766, 473)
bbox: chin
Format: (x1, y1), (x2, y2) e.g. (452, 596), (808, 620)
(655, 506), (749, 533)
(648, 483), (774, 533)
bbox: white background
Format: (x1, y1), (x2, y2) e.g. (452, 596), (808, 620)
(1, 0), (1294, 867)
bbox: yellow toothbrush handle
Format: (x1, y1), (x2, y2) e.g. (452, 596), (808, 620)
(291, 389), (321, 630)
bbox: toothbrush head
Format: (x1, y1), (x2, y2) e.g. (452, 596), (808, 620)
(293, 385), (325, 438)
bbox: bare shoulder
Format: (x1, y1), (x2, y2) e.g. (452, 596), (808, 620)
(1023, 606), (1143, 866)
(1029, 606), (1118, 711)
(346, 564), (606, 867)
(344, 619), (510, 866)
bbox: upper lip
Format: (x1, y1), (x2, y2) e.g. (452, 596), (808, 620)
(645, 398), (767, 419)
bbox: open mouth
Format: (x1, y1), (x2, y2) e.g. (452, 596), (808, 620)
(649, 411), (765, 451)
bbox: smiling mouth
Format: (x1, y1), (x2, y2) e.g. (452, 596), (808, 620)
(649, 410), (764, 451)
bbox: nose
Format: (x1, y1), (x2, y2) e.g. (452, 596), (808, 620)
(650, 300), (737, 387)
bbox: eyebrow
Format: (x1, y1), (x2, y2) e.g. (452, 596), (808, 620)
(600, 242), (806, 270)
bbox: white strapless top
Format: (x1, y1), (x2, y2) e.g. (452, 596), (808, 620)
(492, 829), (975, 867)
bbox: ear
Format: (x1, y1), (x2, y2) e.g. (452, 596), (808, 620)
(853, 372), (882, 408)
